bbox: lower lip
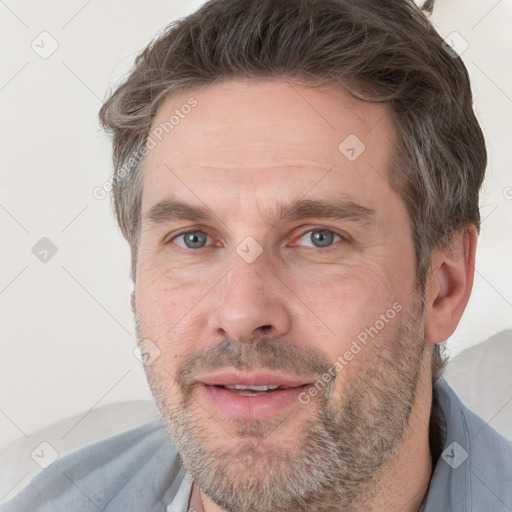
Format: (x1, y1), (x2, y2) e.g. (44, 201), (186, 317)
(198, 384), (309, 419)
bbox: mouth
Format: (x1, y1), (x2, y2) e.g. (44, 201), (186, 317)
(214, 383), (302, 396)
(194, 370), (312, 419)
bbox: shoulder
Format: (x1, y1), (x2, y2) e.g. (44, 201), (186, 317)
(457, 389), (512, 509)
(1, 417), (185, 512)
(432, 378), (512, 511)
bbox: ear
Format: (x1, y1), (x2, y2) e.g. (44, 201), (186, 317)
(424, 224), (478, 345)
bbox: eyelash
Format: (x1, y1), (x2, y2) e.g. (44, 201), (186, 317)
(167, 226), (346, 253)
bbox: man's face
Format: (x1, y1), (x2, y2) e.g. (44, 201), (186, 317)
(133, 79), (429, 511)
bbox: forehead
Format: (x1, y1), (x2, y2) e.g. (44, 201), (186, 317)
(141, 78), (398, 214)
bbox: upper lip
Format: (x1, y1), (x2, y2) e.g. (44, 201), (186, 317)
(196, 370), (311, 388)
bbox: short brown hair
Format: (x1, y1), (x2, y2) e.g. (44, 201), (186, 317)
(99, 0), (486, 382)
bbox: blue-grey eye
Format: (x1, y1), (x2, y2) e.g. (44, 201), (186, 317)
(297, 229), (340, 248)
(174, 230), (209, 249)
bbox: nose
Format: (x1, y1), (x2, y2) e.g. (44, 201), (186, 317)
(209, 251), (292, 344)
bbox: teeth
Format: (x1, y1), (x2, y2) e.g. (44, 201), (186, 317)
(225, 384), (282, 391)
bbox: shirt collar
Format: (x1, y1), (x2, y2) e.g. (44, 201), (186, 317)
(166, 467), (194, 512)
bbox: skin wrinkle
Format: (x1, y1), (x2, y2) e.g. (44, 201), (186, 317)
(131, 80), (440, 512)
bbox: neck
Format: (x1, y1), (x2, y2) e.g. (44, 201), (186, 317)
(360, 364), (434, 512)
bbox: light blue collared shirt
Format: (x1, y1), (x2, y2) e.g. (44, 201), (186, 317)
(2, 378), (511, 511)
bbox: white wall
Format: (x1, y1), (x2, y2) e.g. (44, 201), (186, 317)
(1, 0), (511, 451)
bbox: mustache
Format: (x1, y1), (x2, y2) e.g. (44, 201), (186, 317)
(176, 336), (333, 395)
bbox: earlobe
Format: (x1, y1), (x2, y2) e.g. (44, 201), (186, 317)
(424, 225), (478, 345)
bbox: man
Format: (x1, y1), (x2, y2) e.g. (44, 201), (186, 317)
(3, 0), (511, 511)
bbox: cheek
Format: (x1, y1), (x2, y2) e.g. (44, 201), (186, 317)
(291, 260), (401, 331)
(136, 253), (215, 319)
(135, 276), (205, 366)
(285, 264), (407, 382)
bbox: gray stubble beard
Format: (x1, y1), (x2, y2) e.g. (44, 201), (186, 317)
(140, 297), (427, 512)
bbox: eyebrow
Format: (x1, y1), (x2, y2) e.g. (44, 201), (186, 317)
(270, 197), (376, 226)
(143, 195), (376, 229)
(144, 199), (215, 226)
